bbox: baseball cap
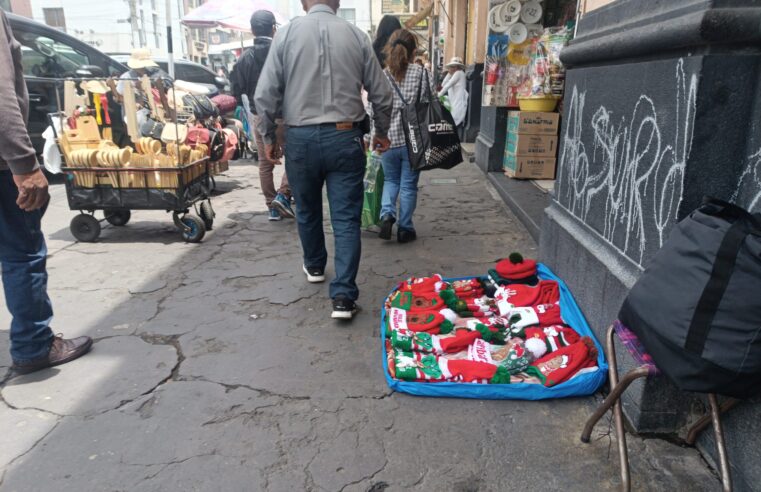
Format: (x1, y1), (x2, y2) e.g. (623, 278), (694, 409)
(250, 10), (277, 33)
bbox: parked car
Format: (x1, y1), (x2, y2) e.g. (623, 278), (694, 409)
(110, 55), (229, 97)
(7, 12), (128, 155)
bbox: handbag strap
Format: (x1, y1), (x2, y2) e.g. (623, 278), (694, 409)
(420, 67), (433, 103)
(684, 210), (752, 355)
(384, 70), (408, 105)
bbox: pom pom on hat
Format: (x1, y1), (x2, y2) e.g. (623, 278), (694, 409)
(496, 253), (537, 280)
(525, 337), (547, 359)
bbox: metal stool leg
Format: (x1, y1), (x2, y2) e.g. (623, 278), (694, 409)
(580, 325), (649, 492)
(707, 394), (733, 492)
(685, 397), (740, 445)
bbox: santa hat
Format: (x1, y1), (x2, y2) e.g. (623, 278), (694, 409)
(523, 325), (581, 359)
(495, 253), (537, 282)
(385, 308), (454, 335)
(507, 303), (565, 332)
(525, 337), (598, 387)
(398, 274), (444, 294)
(495, 281), (560, 314)
(391, 328), (481, 354)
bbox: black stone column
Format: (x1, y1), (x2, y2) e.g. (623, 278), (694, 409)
(474, 106), (508, 173)
(539, 1), (761, 489)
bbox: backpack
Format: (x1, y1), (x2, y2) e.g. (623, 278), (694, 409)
(619, 198), (761, 398)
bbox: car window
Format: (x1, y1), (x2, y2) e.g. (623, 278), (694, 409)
(15, 31), (90, 78)
(178, 64), (216, 85)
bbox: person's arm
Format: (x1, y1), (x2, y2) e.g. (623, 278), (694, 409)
(0, 15), (38, 177)
(361, 36), (393, 151)
(438, 72), (456, 97)
(230, 52), (250, 105)
(0, 12), (48, 211)
(254, 32), (285, 150)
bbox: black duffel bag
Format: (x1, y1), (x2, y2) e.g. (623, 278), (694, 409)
(619, 197), (761, 398)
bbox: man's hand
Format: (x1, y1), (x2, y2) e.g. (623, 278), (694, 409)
(372, 136), (391, 154)
(13, 169), (49, 212)
(265, 143), (283, 161)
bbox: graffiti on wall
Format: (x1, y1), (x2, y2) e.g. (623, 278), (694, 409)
(555, 59), (698, 265)
(731, 148), (761, 212)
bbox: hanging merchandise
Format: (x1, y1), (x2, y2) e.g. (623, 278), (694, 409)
(520, 1), (544, 24)
(488, 4), (510, 33)
(501, 0), (522, 25)
(380, 257), (607, 400)
(508, 23), (529, 44)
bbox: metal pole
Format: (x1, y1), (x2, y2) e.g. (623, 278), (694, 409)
(166, 0), (175, 78)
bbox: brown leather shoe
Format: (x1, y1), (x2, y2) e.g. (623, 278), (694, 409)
(12, 335), (93, 374)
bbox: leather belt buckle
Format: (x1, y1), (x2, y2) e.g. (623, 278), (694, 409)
(336, 122), (353, 130)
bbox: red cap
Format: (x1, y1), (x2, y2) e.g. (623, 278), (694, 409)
(496, 253), (537, 280)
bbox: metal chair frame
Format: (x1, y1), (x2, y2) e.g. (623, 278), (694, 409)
(580, 325), (737, 492)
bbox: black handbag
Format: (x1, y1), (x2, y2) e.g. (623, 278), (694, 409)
(140, 118), (164, 139)
(388, 69), (462, 172)
(208, 128), (226, 162)
(619, 197), (761, 398)
(183, 94), (219, 120)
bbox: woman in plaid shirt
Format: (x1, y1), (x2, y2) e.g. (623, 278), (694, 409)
(378, 29), (433, 243)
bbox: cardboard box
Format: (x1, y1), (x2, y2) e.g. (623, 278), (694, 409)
(507, 111), (560, 135)
(506, 133), (558, 157)
(503, 152), (557, 179)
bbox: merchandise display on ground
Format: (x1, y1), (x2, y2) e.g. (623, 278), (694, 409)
(381, 254), (607, 400)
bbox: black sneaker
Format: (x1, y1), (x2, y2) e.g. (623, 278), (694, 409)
(378, 214), (395, 240)
(303, 264), (325, 283)
(331, 295), (359, 320)
(398, 228), (417, 243)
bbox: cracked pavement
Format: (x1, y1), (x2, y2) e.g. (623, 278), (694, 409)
(0, 159), (720, 491)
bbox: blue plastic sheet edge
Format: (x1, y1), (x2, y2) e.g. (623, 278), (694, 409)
(380, 263), (608, 400)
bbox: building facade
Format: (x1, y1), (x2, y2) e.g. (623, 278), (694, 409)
(28, 0), (186, 57)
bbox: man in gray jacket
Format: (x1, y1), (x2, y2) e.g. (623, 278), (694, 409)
(0, 11), (92, 373)
(255, 0), (392, 320)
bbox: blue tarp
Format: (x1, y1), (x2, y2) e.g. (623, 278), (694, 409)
(380, 263), (608, 400)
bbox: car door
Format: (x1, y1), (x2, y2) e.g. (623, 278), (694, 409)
(10, 19), (127, 154)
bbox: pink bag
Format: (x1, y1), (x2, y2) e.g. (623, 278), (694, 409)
(220, 127), (239, 161)
(211, 94), (237, 115)
(186, 126), (210, 148)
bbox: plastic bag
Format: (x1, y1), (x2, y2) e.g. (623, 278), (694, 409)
(361, 151), (384, 229)
(42, 123), (62, 174)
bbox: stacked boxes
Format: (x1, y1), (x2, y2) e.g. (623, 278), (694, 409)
(504, 111), (560, 179)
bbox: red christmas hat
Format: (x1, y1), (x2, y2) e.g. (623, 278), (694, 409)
(496, 253), (537, 280)
(525, 337), (598, 387)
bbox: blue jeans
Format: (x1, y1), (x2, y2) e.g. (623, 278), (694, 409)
(285, 125), (365, 301)
(380, 146), (420, 232)
(0, 171), (54, 362)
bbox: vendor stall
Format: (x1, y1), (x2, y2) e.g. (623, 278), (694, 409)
(381, 254), (607, 399)
(49, 74), (243, 242)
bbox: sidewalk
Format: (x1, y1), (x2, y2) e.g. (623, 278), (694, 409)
(0, 160), (718, 491)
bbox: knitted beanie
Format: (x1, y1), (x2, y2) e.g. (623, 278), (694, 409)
(495, 253), (537, 281)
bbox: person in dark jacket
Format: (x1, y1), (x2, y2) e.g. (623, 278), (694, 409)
(0, 10), (92, 374)
(231, 10), (294, 221)
(372, 15), (402, 68)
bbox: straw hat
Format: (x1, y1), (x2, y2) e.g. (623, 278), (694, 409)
(127, 48), (159, 70)
(81, 80), (110, 94)
(444, 56), (465, 68)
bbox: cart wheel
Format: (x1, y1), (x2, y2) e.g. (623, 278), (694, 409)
(105, 209), (131, 227)
(199, 201), (215, 230)
(180, 214), (206, 243)
(70, 214), (101, 242)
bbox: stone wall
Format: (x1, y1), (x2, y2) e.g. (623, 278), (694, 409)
(540, 1), (761, 489)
